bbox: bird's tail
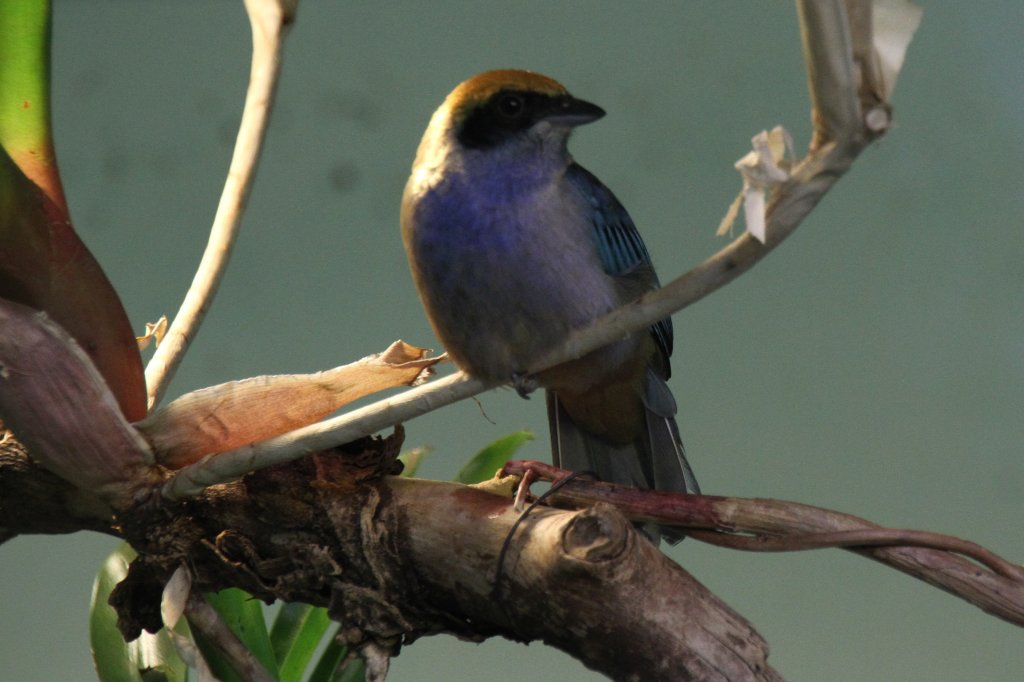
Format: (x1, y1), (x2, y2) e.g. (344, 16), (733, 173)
(546, 368), (699, 544)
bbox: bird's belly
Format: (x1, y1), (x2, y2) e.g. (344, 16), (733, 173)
(407, 195), (637, 388)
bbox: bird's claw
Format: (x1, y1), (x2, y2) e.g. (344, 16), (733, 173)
(511, 372), (539, 399)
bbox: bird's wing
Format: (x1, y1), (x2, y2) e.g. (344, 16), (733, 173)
(566, 163), (673, 370)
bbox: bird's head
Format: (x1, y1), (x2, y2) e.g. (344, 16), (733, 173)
(444, 69), (605, 150)
(409, 70), (605, 181)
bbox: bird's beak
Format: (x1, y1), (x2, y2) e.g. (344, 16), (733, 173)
(544, 95), (606, 127)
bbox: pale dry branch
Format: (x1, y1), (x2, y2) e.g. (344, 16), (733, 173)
(161, 1), (899, 500)
(117, 459), (786, 681)
(144, 0), (297, 410)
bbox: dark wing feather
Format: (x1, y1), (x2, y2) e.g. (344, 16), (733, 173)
(566, 163), (673, 372)
(555, 166), (700, 543)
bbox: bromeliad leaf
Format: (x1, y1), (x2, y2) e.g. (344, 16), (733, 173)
(270, 603), (331, 682)
(307, 628), (364, 682)
(0, 2), (146, 420)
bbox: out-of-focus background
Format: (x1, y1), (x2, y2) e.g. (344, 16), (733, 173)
(3, 1), (1022, 680)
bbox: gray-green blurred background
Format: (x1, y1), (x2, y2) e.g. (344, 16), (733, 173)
(3, 1), (1022, 679)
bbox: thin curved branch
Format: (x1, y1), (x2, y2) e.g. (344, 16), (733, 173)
(798, 0), (860, 147)
(689, 528), (1023, 581)
(161, 144), (870, 501)
(160, 141), (866, 502)
(144, 0), (297, 410)
(498, 459), (1024, 628)
(705, 506), (1024, 628)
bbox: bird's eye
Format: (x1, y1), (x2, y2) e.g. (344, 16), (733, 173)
(496, 93), (525, 119)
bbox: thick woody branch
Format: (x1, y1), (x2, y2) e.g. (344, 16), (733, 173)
(107, 452), (783, 681)
(401, 479), (782, 681)
(6, 431), (1019, 676)
(0, 433), (115, 540)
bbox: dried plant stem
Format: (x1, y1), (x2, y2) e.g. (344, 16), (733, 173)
(144, 0), (296, 410)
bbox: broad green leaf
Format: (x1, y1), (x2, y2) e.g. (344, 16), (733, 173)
(191, 588), (280, 682)
(454, 430), (534, 484)
(0, 0), (145, 421)
(90, 543), (187, 682)
(270, 602), (331, 682)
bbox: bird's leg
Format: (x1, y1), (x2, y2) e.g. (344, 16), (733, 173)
(512, 467), (538, 512)
(511, 371), (539, 399)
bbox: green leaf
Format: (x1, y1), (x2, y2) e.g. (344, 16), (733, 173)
(192, 588), (279, 682)
(454, 430), (534, 484)
(90, 543), (187, 682)
(0, 0), (146, 421)
(270, 602), (331, 682)
(269, 602), (311, 664)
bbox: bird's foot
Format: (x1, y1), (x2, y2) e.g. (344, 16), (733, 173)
(511, 372), (539, 399)
(500, 460), (586, 512)
(512, 466), (538, 512)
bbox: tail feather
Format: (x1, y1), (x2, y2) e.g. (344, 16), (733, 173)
(547, 391), (651, 488)
(546, 371), (699, 545)
(642, 368), (700, 496)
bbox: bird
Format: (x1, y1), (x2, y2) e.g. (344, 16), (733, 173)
(401, 70), (699, 540)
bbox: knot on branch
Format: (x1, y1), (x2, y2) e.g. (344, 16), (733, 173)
(562, 503), (630, 564)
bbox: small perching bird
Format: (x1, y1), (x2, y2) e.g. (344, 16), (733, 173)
(401, 70), (699, 540)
